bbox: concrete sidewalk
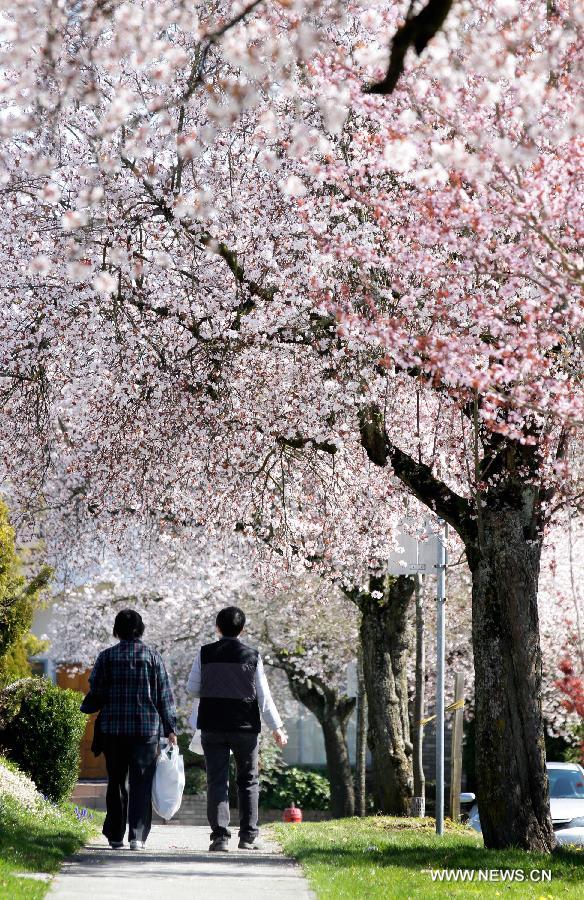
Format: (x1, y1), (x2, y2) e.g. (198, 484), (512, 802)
(48, 824), (315, 900)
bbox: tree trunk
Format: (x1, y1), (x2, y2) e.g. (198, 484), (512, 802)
(466, 508), (555, 851)
(359, 574), (415, 815)
(413, 574), (426, 800)
(355, 649), (368, 816)
(284, 673), (355, 818)
(358, 402), (556, 849)
(320, 711), (356, 818)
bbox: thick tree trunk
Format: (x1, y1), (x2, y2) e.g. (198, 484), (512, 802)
(359, 402), (556, 849)
(284, 673), (355, 818)
(466, 508), (554, 851)
(413, 574), (426, 800)
(359, 574), (415, 815)
(355, 649), (368, 816)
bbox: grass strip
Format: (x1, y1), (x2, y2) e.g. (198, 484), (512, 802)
(0, 796), (101, 899)
(273, 816), (584, 898)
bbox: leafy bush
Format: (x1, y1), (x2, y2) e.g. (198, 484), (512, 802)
(185, 766), (207, 795)
(0, 678), (86, 802)
(0, 755), (40, 811)
(257, 735), (326, 809)
(1, 754), (95, 846)
(261, 766), (330, 811)
(177, 733), (207, 795)
(177, 731), (330, 809)
(259, 733), (286, 795)
(177, 731), (203, 767)
(0, 500), (52, 688)
(0, 633), (49, 688)
(564, 722), (584, 764)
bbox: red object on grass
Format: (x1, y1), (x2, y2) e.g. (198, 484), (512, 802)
(282, 804), (302, 823)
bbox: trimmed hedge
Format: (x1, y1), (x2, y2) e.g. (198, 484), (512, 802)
(0, 678), (86, 802)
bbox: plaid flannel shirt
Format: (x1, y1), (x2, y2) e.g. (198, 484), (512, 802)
(89, 639), (177, 737)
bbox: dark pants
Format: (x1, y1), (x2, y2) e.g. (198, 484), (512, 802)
(201, 730), (260, 841)
(102, 735), (159, 844)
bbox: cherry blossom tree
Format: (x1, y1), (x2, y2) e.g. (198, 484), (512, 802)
(48, 523), (360, 814)
(540, 517), (584, 751)
(258, 0), (581, 851)
(555, 660), (584, 763)
(246, 576), (359, 817)
(46, 524), (257, 713)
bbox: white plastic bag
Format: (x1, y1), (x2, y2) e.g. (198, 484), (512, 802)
(188, 731), (203, 755)
(152, 742), (185, 820)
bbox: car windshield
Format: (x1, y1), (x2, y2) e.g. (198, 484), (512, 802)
(549, 769), (584, 799)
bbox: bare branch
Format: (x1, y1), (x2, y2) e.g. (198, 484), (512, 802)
(358, 404), (475, 538)
(364, 0), (454, 95)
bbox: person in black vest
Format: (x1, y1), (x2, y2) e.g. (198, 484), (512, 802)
(186, 606), (287, 852)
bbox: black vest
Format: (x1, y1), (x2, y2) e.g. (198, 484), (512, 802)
(197, 638), (261, 733)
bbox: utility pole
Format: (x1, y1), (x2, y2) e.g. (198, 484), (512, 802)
(413, 574), (426, 811)
(435, 521), (447, 836)
(355, 650), (368, 817)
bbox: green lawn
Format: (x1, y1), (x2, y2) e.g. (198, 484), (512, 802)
(273, 817), (584, 898)
(0, 797), (101, 899)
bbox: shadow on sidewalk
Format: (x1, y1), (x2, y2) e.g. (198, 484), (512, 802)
(57, 845), (302, 879)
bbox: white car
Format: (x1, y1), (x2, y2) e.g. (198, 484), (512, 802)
(464, 762), (584, 846)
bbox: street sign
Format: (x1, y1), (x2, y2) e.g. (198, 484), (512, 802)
(387, 520), (441, 576)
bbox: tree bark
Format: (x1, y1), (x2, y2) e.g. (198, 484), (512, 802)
(357, 574), (415, 815)
(283, 671), (356, 818)
(320, 711), (355, 818)
(359, 404), (556, 850)
(355, 649), (368, 816)
(465, 507), (554, 851)
(413, 574), (426, 800)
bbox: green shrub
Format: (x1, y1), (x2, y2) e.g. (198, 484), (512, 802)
(261, 766), (330, 811)
(177, 731), (203, 767)
(564, 722), (584, 764)
(185, 766), (207, 795)
(177, 733), (207, 795)
(176, 731), (330, 809)
(259, 734), (286, 795)
(0, 633), (49, 688)
(0, 754), (41, 810)
(0, 500), (52, 688)
(0, 678), (86, 802)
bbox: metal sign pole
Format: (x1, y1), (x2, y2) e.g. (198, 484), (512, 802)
(436, 520), (447, 836)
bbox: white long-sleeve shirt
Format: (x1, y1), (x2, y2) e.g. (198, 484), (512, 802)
(186, 646), (283, 732)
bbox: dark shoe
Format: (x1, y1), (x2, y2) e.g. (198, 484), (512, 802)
(109, 841), (124, 849)
(238, 839), (258, 850)
(209, 838), (229, 852)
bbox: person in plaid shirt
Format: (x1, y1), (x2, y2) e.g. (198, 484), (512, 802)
(88, 609), (177, 850)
